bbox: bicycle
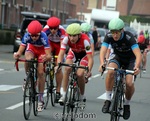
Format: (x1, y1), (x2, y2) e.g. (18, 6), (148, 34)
(57, 62), (88, 121)
(15, 58), (42, 120)
(102, 66), (134, 121)
(44, 55), (58, 109)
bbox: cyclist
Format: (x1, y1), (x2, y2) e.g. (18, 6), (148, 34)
(99, 18), (141, 120)
(42, 16), (66, 103)
(81, 22), (95, 56)
(137, 35), (149, 73)
(56, 23), (93, 109)
(13, 20), (51, 112)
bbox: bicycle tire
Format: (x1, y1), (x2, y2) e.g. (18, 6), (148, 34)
(33, 80), (38, 116)
(110, 88), (119, 121)
(44, 71), (50, 109)
(71, 83), (80, 121)
(49, 68), (56, 106)
(23, 75), (32, 120)
(62, 82), (73, 121)
(50, 85), (56, 106)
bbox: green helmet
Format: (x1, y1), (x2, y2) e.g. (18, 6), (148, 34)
(66, 23), (81, 35)
(81, 23), (91, 32)
(108, 18), (124, 30)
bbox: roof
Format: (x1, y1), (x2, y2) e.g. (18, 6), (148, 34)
(130, 0), (150, 16)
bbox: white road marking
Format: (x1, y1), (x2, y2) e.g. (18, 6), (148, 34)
(0, 68), (4, 71)
(5, 73), (107, 110)
(0, 85), (21, 91)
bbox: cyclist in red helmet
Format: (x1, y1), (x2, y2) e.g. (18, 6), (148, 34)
(42, 16), (66, 103)
(137, 34), (149, 73)
(13, 20), (51, 112)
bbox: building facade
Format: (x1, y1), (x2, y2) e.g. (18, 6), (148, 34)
(0, 0), (76, 29)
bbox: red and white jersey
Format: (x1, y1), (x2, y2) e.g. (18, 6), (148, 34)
(61, 33), (92, 54)
(42, 25), (66, 43)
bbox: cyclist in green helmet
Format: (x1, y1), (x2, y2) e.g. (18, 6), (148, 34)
(99, 18), (142, 120)
(56, 23), (93, 109)
(81, 22), (95, 56)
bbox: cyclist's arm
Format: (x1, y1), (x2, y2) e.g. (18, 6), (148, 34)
(132, 45), (142, 69)
(99, 42), (109, 66)
(44, 48), (51, 61)
(57, 49), (65, 65)
(14, 45), (26, 59)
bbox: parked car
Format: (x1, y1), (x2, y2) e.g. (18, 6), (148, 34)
(13, 11), (50, 52)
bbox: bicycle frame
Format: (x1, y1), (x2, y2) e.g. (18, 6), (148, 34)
(105, 67), (134, 121)
(44, 55), (57, 108)
(15, 58), (41, 120)
(57, 62), (88, 121)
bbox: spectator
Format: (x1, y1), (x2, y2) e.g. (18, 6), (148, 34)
(92, 26), (98, 50)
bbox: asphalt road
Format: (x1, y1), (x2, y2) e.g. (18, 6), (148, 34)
(0, 45), (150, 121)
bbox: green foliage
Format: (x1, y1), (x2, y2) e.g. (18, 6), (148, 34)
(120, 15), (150, 24)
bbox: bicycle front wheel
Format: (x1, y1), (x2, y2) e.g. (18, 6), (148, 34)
(62, 84), (73, 121)
(71, 84), (80, 121)
(110, 88), (119, 121)
(44, 72), (50, 109)
(23, 75), (32, 120)
(33, 80), (38, 116)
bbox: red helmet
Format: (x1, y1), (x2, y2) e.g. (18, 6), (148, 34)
(47, 17), (60, 28)
(138, 35), (145, 43)
(27, 20), (42, 35)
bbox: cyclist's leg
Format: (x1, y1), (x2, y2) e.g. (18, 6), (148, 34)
(53, 42), (62, 102)
(36, 46), (46, 111)
(123, 60), (135, 120)
(102, 54), (119, 113)
(23, 44), (35, 91)
(59, 50), (74, 104)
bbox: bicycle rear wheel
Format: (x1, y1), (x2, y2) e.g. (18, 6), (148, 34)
(62, 84), (73, 121)
(23, 75), (32, 120)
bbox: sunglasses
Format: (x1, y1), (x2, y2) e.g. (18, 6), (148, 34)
(49, 27), (58, 30)
(111, 30), (121, 35)
(29, 33), (40, 37)
(30, 34), (40, 37)
(82, 31), (88, 34)
(68, 34), (78, 37)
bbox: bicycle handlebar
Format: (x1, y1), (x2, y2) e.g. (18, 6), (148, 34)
(57, 62), (89, 72)
(106, 67), (135, 74)
(15, 58), (43, 71)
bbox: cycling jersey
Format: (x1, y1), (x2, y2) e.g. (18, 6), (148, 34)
(61, 33), (92, 66)
(42, 25), (66, 55)
(61, 33), (92, 54)
(102, 31), (139, 59)
(42, 25), (66, 43)
(21, 32), (50, 49)
(87, 32), (94, 44)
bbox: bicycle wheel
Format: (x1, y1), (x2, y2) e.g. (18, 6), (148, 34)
(50, 83), (56, 106)
(71, 83), (80, 121)
(44, 71), (50, 109)
(33, 80), (38, 116)
(62, 83), (73, 121)
(23, 75), (32, 120)
(49, 65), (56, 106)
(110, 88), (119, 121)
